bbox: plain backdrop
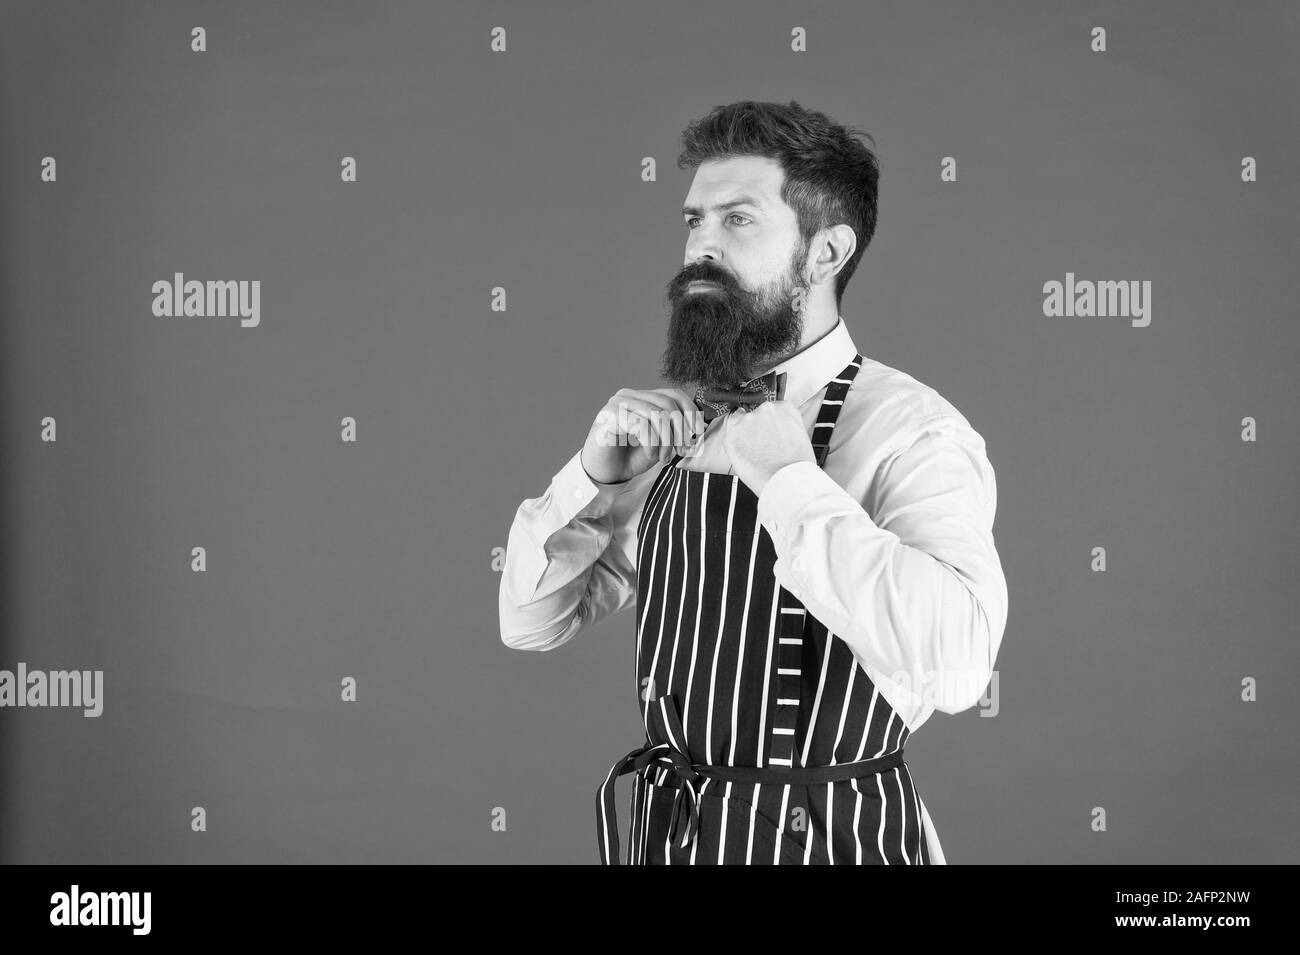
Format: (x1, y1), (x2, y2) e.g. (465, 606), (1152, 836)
(1, 0), (1297, 863)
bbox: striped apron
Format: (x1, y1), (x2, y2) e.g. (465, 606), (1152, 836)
(596, 354), (933, 865)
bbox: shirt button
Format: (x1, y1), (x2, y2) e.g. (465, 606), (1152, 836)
(574, 488), (584, 499)
(790, 548), (805, 575)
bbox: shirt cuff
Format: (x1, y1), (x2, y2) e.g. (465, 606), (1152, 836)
(756, 460), (854, 568)
(552, 449), (631, 522)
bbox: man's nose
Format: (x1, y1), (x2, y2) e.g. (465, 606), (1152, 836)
(684, 228), (721, 267)
(684, 250), (725, 277)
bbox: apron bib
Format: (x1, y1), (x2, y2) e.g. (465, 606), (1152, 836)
(596, 354), (932, 865)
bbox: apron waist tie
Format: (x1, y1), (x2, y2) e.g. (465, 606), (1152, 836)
(595, 741), (906, 865)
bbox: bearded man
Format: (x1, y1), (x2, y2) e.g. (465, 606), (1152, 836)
(499, 100), (1009, 865)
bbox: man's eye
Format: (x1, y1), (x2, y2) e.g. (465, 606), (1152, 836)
(685, 214), (750, 228)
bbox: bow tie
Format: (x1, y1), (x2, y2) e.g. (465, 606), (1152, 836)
(694, 370), (787, 423)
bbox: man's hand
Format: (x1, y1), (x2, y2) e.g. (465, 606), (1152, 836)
(721, 400), (815, 498)
(580, 387), (704, 485)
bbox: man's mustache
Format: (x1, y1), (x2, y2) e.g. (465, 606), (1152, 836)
(669, 264), (737, 296)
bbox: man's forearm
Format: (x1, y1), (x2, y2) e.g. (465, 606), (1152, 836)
(498, 449), (648, 650)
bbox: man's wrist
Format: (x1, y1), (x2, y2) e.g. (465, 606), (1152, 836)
(579, 450), (629, 488)
(757, 460), (833, 542)
(548, 450), (617, 522)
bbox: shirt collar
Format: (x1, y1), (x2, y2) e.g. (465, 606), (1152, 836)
(750, 315), (859, 408)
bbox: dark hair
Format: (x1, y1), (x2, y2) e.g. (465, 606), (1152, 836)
(677, 100), (880, 309)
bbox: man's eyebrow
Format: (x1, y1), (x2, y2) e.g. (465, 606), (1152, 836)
(682, 197), (765, 217)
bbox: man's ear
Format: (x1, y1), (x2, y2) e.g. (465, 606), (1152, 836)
(814, 223), (857, 283)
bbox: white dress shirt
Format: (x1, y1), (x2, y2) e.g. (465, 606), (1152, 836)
(499, 316), (1009, 738)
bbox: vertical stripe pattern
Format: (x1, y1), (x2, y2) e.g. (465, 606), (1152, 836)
(597, 354), (931, 865)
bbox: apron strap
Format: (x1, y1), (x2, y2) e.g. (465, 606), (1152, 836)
(595, 735), (907, 864)
(597, 695), (701, 865)
(769, 354), (863, 766)
(596, 739), (702, 865)
(809, 353), (863, 467)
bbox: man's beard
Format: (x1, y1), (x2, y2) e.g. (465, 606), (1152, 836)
(660, 247), (807, 390)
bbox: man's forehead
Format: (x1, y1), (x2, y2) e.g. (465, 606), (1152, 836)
(683, 156), (784, 209)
